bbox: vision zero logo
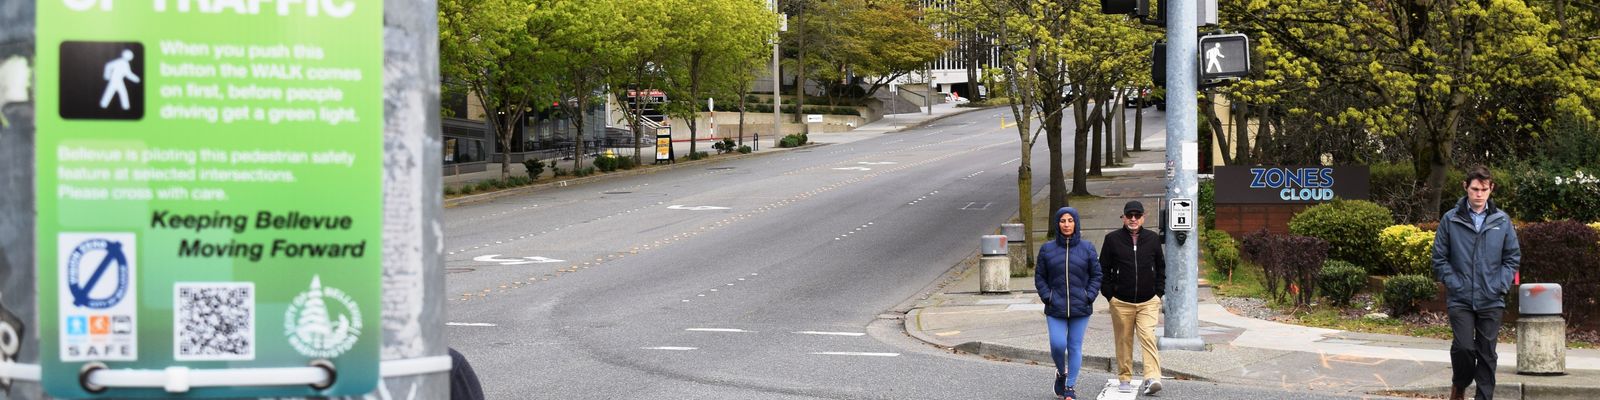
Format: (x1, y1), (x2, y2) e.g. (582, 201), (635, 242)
(284, 275), (362, 358)
(58, 233), (138, 361)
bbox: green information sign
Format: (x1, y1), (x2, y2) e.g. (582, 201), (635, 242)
(35, 0), (382, 397)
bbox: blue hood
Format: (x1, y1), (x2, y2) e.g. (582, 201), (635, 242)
(1053, 207), (1082, 248)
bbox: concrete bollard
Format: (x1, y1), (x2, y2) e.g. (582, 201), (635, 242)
(980, 235), (1011, 293)
(1001, 224), (1030, 277)
(1517, 283), (1566, 375)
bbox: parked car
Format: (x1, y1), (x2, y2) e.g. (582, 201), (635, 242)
(1124, 88), (1150, 108)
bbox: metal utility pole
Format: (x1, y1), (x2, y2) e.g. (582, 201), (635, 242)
(771, 0), (783, 143)
(1161, 0), (1205, 352)
(925, 65), (933, 115)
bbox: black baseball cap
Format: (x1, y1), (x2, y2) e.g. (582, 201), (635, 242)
(1123, 201), (1145, 215)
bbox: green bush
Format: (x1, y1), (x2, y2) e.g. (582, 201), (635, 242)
(1202, 229), (1240, 278)
(1368, 162), (1466, 223)
(1199, 179), (1216, 229)
(475, 181), (495, 192)
(1377, 224), (1435, 275)
(1319, 260), (1367, 306)
(779, 133), (808, 148)
(552, 166), (567, 177)
(593, 155), (619, 172)
(737, 145), (752, 154)
(444, 186), (457, 196)
(458, 185), (474, 194)
(522, 158), (544, 179)
(712, 138), (737, 154)
(1502, 167), (1600, 223)
(617, 156), (636, 170)
(1288, 199), (1394, 271)
(1383, 274), (1438, 317)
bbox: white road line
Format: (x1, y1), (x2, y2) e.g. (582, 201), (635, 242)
(446, 322), (497, 327)
(810, 352), (899, 357)
(794, 331), (866, 337)
(642, 347), (698, 351)
(1001, 157), (1022, 165)
(685, 328), (754, 333)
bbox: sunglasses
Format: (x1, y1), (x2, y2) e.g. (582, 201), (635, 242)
(1124, 213), (1144, 218)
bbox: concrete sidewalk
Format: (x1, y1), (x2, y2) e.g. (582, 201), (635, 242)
(443, 103), (992, 207)
(902, 147), (1600, 399)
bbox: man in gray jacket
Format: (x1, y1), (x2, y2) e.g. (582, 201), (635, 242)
(1432, 166), (1521, 400)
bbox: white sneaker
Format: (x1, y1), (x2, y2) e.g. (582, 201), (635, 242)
(1143, 379), (1163, 395)
(1117, 381), (1134, 392)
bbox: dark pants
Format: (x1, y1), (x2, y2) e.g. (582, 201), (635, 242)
(1448, 307), (1504, 400)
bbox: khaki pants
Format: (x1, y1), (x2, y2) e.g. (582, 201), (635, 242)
(1110, 297), (1163, 382)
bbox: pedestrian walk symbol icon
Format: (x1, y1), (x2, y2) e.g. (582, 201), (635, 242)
(58, 41), (144, 120)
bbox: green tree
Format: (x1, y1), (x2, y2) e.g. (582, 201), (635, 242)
(660, 0), (776, 155)
(1222, 0), (1597, 216)
(541, 0), (626, 173)
(439, 0), (548, 181)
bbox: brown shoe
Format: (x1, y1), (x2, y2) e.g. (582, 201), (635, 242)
(1449, 385), (1466, 400)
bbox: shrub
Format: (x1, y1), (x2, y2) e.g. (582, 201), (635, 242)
(617, 156), (636, 170)
(459, 185), (474, 194)
(779, 134), (807, 148)
(1199, 179), (1216, 229)
(1378, 224), (1436, 276)
(1319, 260), (1367, 306)
(1369, 162), (1467, 223)
(1278, 235), (1329, 306)
(522, 158), (544, 179)
(475, 181), (495, 192)
(738, 145), (752, 154)
(1518, 220), (1600, 322)
(1288, 199), (1394, 271)
(1240, 229), (1328, 305)
(1212, 244), (1242, 280)
(712, 138), (737, 154)
(553, 166), (567, 177)
(1383, 275), (1438, 317)
(444, 186), (457, 196)
(1503, 167), (1600, 223)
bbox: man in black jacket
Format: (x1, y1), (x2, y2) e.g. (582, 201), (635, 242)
(1100, 201), (1166, 395)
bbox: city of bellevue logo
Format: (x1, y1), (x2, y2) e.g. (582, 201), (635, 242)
(284, 275), (361, 359)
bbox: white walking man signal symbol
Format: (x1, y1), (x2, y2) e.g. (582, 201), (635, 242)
(1204, 43), (1225, 74)
(99, 49), (140, 110)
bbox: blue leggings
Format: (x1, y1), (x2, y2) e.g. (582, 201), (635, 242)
(1047, 315), (1090, 388)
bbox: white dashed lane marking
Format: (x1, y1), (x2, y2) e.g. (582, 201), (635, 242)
(685, 328), (755, 333)
(794, 331), (865, 337)
(446, 322), (497, 327)
(642, 347), (698, 351)
(810, 352), (899, 357)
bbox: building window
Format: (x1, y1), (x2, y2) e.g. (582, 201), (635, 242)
(444, 137), (485, 164)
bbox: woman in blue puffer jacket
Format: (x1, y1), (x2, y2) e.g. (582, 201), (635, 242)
(1036, 206), (1103, 400)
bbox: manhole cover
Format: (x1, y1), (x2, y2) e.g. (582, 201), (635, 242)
(447, 267), (476, 274)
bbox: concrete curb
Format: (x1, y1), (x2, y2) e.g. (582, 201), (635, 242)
(443, 142), (814, 208)
(880, 105), (999, 134)
(1385, 382), (1600, 400)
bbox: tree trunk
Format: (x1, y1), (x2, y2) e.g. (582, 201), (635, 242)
(965, 36), (983, 101)
(1201, 93), (1233, 165)
(738, 95), (746, 146)
(571, 99), (587, 174)
(1089, 96), (1104, 176)
(1133, 90), (1145, 151)
(1046, 98), (1066, 219)
(794, 23), (807, 124)
(1071, 95), (1090, 195)
(1104, 94), (1116, 166)
(1235, 101), (1252, 165)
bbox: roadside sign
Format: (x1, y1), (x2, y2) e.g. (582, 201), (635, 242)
(36, 0), (383, 396)
(1198, 34), (1250, 80)
(656, 126), (672, 162)
(1169, 198), (1195, 231)
(806, 114), (824, 123)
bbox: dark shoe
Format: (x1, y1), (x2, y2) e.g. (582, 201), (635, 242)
(1063, 386), (1077, 400)
(1054, 373), (1066, 397)
(1449, 385), (1466, 400)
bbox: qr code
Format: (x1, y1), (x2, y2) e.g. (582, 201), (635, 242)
(174, 283), (255, 361)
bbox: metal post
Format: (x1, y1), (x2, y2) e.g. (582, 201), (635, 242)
(925, 66), (933, 115)
(1161, 0), (1205, 351)
(771, 0), (782, 143)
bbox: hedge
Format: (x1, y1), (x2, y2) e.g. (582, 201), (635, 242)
(1288, 199), (1394, 272)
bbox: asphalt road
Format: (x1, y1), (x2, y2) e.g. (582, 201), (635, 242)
(443, 108), (1400, 399)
